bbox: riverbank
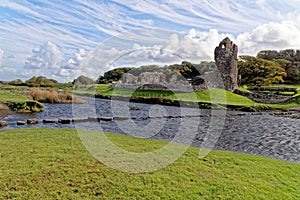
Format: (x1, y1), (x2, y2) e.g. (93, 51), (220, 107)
(0, 128), (299, 199)
(2, 96), (299, 163)
(73, 85), (300, 112)
(0, 89), (44, 114)
(0, 103), (14, 119)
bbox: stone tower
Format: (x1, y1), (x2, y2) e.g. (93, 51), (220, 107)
(214, 37), (238, 91)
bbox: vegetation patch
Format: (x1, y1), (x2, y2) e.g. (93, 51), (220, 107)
(0, 128), (299, 199)
(27, 88), (84, 104)
(7, 100), (44, 112)
(0, 89), (43, 112)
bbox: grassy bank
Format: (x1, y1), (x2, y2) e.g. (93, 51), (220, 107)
(0, 89), (44, 112)
(0, 128), (299, 199)
(74, 84), (299, 111)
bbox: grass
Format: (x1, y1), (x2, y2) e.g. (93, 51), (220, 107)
(0, 89), (44, 112)
(75, 84), (300, 111)
(0, 128), (299, 199)
(76, 85), (255, 106)
(0, 89), (27, 104)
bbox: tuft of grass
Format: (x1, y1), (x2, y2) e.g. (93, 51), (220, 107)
(27, 88), (84, 104)
(0, 128), (299, 199)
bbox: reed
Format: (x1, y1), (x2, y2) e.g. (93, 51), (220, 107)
(27, 88), (84, 104)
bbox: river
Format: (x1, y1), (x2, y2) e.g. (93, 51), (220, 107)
(1, 96), (299, 163)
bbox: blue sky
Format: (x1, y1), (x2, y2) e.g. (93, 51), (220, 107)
(0, 0), (300, 81)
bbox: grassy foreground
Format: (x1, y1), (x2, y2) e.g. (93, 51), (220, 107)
(0, 128), (299, 199)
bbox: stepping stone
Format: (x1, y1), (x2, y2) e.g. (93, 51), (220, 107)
(27, 119), (38, 124)
(289, 107), (300, 112)
(0, 121), (8, 128)
(113, 116), (129, 120)
(58, 118), (71, 124)
(72, 118), (89, 122)
(17, 121), (26, 125)
(43, 119), (56, 123)
(163, 115), (172, 119)
(99, 117), (113, 121)
(88, 116), (100, 122)
(130, 106), (140, 110)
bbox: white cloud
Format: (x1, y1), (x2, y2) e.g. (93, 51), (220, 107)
(111, 0), (286, 33)
(1, 0), (300, 83)
(56, 48), (88, 80)
(24, 41), (63, 70)
(237, 21), (300, 54)
(84, 20), (300, 80)
(22, 41), (63, 80)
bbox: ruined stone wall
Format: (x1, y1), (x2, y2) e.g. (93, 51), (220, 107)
(115, 71), (224, 92)
(115, 38), (239, 92)
(214, 37), (238, 91)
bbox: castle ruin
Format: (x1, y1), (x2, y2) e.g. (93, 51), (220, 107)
(214, 37), (239, 91)
(114, 37), (239, 92)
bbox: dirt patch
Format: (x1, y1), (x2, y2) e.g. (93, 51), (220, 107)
(0, 103), (15, 120)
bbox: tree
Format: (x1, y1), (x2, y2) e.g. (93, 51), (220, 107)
(97, 67), (133, 84)
(25, 76), (58, 87)
(238, 56), (286, 85)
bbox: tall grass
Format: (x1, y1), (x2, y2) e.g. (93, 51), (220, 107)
(27, 88), (84, 104)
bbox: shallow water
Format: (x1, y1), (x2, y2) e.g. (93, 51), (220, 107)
(2, 96), (300, 163)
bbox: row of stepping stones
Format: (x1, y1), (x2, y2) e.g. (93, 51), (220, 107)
(0, 117), (115, 128)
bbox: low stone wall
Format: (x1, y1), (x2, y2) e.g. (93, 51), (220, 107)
(248, 86), (297, 94)
(114, 83), (196, 92)
(114, 71), (224, 92)
(234, 89), (293, 104)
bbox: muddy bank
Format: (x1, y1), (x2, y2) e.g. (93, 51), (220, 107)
(0, 104), (14, 120)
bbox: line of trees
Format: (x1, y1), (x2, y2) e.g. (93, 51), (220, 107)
(96, 61), (216, 84)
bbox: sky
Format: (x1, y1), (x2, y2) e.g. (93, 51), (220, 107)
(1, 0), (300, 82)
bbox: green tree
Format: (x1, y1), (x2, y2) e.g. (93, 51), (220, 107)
(97, 67), (133, 84)
(25, 76), (58, 87)
(238, 56), (286, 85)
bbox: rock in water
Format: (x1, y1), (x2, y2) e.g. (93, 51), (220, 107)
(0, 121), (8, 128)
(17, 121), (26, 125)
(43, 119), (56, 123)
(58, 118), (71, 124)
(214, 37), (239, 91)
(27, 119), (39, 124)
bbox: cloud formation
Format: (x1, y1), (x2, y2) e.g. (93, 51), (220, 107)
(237, 21), (300, 54)
(8, 19), (300, 82)
(1, 0), (300, 81)
(56, 48), (88, 80)
(22, 41), (63, 80)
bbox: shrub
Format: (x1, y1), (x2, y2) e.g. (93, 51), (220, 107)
(27, 88), (84, 104)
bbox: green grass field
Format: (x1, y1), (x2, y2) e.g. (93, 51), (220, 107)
(74, 84), (300, 111)
(1, 128), (299, 199)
